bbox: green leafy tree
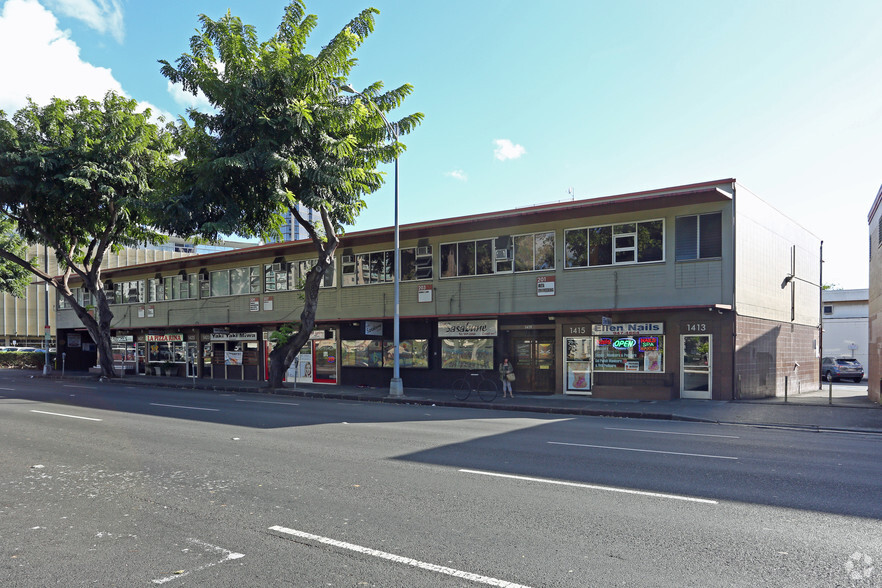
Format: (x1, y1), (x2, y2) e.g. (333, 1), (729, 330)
(0, 92), (176, 377)
(159, 1), (423, 388)
(0, 217), (32, 297)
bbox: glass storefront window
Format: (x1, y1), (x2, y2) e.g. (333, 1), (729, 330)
(593, 335), (664, 373)
(341, 339), (429, 368)
(441, 338), (494, 370)
(149, 341), (186, 363)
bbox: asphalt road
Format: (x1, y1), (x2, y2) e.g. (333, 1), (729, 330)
(1, 373), (880, 587)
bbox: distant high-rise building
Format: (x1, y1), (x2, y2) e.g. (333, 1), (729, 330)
(266, 204), (317, 243)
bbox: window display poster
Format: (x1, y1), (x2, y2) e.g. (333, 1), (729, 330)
(224, 351), (243, 365)
(644, 350), (662, 372)
(567, 362), (590, 391)
(286, 353), (313, 383)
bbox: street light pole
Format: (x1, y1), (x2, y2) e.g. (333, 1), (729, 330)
(43, 244), (50, 375)
(341, 85), (403, 397)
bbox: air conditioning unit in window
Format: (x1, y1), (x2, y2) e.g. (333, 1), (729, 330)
(341, 255), (354, 264)
(495, 249), (510, 261)
(271, 262), (282, 272)
(416, 246), (431, 257)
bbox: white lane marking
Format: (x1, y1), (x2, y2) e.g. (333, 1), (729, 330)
(269, 525), (532, 587)
(0, 386), (14, 391)
(63, 385), (95, 390)
(149, 403), (219, 412)
(151, 538), (244, 584)
(549, 441), (737, 460)
(605, 427), (739, 439)
(30, 410), (102, 422)
(459, 469), (718, 505)
(235, 399), (300, 406)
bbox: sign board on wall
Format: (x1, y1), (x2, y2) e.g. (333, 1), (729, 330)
(263, 296), (274, 311)
(537, 275), (555, 296)
(146, 334), (184, 342)
(591, 323), (663, 336)
(210, 332), (258, 342)
(418, 284), (433, 303)
(364, 321), (383, 337)
(67, 333), (82, 348)
(250, 297), (260, 312)
(438, 319), (498, 338)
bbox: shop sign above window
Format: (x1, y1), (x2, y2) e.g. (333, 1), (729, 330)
(146, 334), (184, 342)
(438, 319), (498, 338)
(591, 323), (663, 336)
(210, 332), (258, 341)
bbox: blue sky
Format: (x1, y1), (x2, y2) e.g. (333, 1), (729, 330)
(2, 0), (881, 289)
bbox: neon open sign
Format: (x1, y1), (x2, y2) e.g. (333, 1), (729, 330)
(613, 338), (637, 350)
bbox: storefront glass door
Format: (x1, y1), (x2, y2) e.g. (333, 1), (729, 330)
(680, 335), (712, 399)
(313, 339), (337, 383)
(564, 337), (592, 395)
(511, 332), (555, 393)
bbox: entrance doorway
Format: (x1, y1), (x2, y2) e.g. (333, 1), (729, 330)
(313, 339), (337, 383)
(680, 335), (712, 399)
(510, 331), (555, 393)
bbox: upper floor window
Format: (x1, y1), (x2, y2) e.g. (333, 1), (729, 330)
(112, 280), (145, 304)
(823, 305), (833, 315)
(208, 266), (260, 297)
(59, 287), (93, 309)
(441, 239), (495, 277)
(440, 233), (553, 278)
(341, 247), (430, 286)
(265, 259), (335, 291)
(148, 275), (197, 302)
(513, 232), (555, 272)
(675, 213), (722, 261)
(566, 220), (663, 268)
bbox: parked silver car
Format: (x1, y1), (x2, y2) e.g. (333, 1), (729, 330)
(820, 356), (864, 383)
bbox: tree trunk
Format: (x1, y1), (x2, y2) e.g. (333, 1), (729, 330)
(267, 256), (328, 389)
(64, 281), (117, 378)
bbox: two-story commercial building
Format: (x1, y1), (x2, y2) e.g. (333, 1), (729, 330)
(868, 186), (882, 403)
(55, 179), (822, 400)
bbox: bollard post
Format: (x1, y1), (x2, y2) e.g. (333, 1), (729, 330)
(784, 376), (788, 403)
(829, 378), (833, 405)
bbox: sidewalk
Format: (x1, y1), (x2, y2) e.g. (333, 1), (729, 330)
(78, 372), (882, 435)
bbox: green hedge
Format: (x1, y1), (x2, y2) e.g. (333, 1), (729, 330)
(0, 351), (54, 369)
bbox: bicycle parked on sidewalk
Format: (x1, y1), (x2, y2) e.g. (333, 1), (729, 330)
(451, 371), (498, 402)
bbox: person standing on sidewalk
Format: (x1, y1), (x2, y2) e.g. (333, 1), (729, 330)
(499, 357), (514, 397)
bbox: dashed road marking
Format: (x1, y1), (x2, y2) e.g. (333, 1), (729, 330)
(235, 398), (300, 406)
(549, 440), (738, 460)
(269, 525), (533, 587)
(605, 426), (739, 439)
(149, 403), (219, 412)
(459, 468), (719, 504)
(30, 409), (102, 422)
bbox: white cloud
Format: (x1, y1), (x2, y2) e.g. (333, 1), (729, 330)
(45, 0), (123, 43)
(445, 169), (467, 182)
(167, 80), (213, 111)
(0, 0), (171, 121)
(493, 139), (526, 161)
